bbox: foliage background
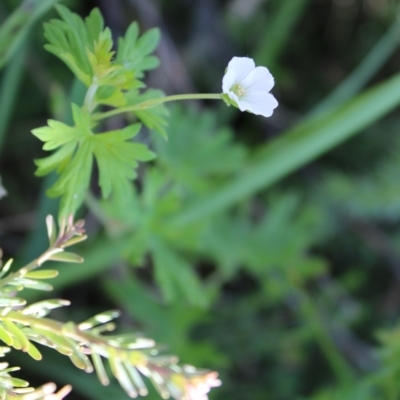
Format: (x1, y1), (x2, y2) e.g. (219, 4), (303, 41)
(2, 0), (400, 399)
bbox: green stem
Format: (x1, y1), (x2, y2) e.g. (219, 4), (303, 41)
(4, 311), (114, 353)
(84, 83), (98, 113)
(92, 93), (222, 121)
(0, 253), (46, 289)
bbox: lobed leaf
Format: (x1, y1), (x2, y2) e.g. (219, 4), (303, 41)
(44, 5), (104, 86)
(151, 238), (208, 307)
(34, 104), (154, 218)
(117, 23), (161, 78)
(93, 124), (155, 199)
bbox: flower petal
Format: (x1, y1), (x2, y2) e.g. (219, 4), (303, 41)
(222, 69), (237, 93)
(238, 91), (278, 117)
(242, 66), (275, 93)
(226, 57), (255, 83)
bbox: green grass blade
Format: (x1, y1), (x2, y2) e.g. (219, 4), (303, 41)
(310, 18), (400, 118)
(0, 0), (59, 69)
(255, 0), (311, 68)
(0, 43), (27, 154)
(171, 72), (400, 227)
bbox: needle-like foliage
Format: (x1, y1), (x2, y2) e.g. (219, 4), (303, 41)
(0, 216), (220, 400)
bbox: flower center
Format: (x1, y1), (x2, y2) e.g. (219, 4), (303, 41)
(231, 83), (245, 97)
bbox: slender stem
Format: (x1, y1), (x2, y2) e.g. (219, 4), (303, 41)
(0, 258), (42, 289)
(4, 312), (111, 352)
(84, 83), (98, 113)
(92, 93), (222, 121)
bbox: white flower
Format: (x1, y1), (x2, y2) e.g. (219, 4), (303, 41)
(222, 56), (278, 118)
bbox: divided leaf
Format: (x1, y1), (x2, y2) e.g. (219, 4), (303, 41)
(117, 23), (161, 78)
(44, 5), (104, 86)
(33, 105), (154, 218)
(150, 238), (208, 308)
(153, 106), (247, 189)
(44, 6), (160, 110)
(93, 124), (155, 199)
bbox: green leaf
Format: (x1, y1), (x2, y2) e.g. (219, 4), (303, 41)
(79, 310), (120, 331)
(32, 327), (74, 356)
(33, 104), (154, 219)
(93, 123), (155, 199)
(87, 28), (137, 103)
(8, 377), (29, 388)
(43, 6), (150, 99)
(70, 351), (93, 373)
(32, 119), (82, 152)
(26, 342), (42, 361)
(44, 8), (92, 86)
(117, 23), (161, 78)
(0, 325), (13, 347)
(84, 8), (104, 49)
(3, 321), (30, 351)
(92, 352), (109, 386)
(53, 141), (92, 219)
(48, 251), (83, 263)
(10, 279), (53, 292)
(24, 270), (59, 280)
(43, 5), (105, 86)
(0, 298), (26, 307)
(22, 299), (70, 317)
(110, 357), (138, 399)
(150, 238), (208, 307)
(153, 106), (246, 189)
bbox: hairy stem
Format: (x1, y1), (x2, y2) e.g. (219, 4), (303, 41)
(92, 93), (222, 121)
(84, 83), (99, 113)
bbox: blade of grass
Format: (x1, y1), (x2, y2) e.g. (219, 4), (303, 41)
(171, 72), (400, 227)
(0, 0), (59, 69)
(310, 18), (400, 118)
(254, 0), (311, 69)
(0, 42), (27, 154)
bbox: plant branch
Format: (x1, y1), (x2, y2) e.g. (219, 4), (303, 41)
(92, 93), (222, 121)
